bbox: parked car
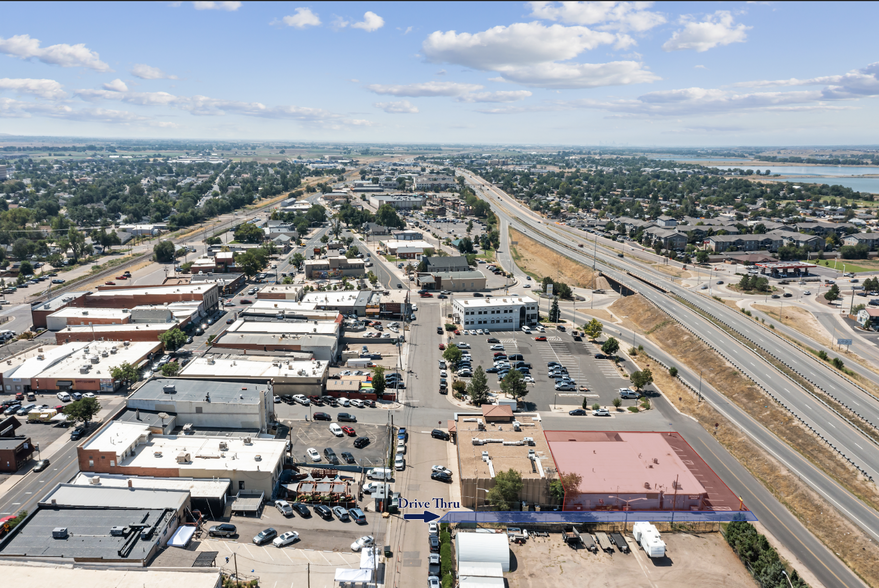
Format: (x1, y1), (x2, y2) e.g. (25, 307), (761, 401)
(338, 412), (357, 423)
(313, 412), (331, 421)
(349, 507), (367, 524)
(253, 528), (278, 545)
(395, 455), (405, 471)
(314, 505), (333, 519)
(332, 506), (349, 521)
(569, 409), (587, 416)
(275, 500), (294, 517)
(273, 531), (300, 547)
(431, 429), (449, 440)
(354, 436), (370, 448)
(342, 426), (356, 436)
(306, 448), (321, 462)
(341, 451), (356, 464)
(593, 408), (610, 417)
(351, 535), (375, 552)
(33, 459), (50, 472)
(209, 524), (237, 537)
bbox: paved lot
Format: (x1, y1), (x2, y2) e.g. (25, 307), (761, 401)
(505, 529), (753, 588)
(285, 421), (390, 470)
(449, 328), (634, 412)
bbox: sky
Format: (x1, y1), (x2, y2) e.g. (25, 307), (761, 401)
(1, 1), (878, 146)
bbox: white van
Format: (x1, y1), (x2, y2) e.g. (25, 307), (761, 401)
(521, 326), (532, 334)
(367, 467), (393, 481)
(329, 423), (343, 437)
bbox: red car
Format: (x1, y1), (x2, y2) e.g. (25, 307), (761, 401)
(534, 336), (548, 341)
(116, 275), (128, 280)
(493, 352), (505, 357)
(420, 292), (433, 298)
(240, 299), (252, 304)
(439, 343), (445, 350)
(341, 426), (356, 436)
(105, 281), (116, 285)
(454, 329), (460, 335)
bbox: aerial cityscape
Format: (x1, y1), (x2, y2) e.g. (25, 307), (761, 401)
(1, 2), (878, 588)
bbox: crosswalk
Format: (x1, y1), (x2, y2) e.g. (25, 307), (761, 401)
(534, 340), (587, 390)
(581, 341), (627, 379)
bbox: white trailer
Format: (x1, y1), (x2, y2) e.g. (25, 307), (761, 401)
(632, 522), (666, 558)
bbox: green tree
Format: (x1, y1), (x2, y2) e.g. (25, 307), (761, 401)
(237, 249), (269, 278)
(442, 344), (462, 369)
(668, 366), (678, 377)
(158, 327), (187, 351)
(154, 240), (176, 263)
(583, 318), (603, 340)
(486, 469), (524, 511)
(467, 366), (490, 405)
(19, 260), (33, 276)
(695, 250), (710, 263)
(601, 337), (620, 356)
(291, 252), (305, 267)
(366, 270), (378, 285)
(456, 236), (474, 254)
(110, 361), (140, 388)
(66, 227), (92, 262)
(630, 368), (653, 391)
(824, 284), (840, 302)
(161, 362), (180, 377)
(549, 298), (560, 322)
(612, 397), (622, 408)
(375, 204), (405, 229)
(63, 397), (101, 426)
(500, 369), (528, 402)
(234, 222), (265, 244)
(452, 380), (467, 396)
(372, 365), (386, 397)
(466, 220), (473, 235)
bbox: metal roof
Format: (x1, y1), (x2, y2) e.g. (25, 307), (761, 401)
(130, 378), (269, 406)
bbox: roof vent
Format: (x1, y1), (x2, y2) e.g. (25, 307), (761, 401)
(52, 527), (69, 539)
(109, 526), (127, 536)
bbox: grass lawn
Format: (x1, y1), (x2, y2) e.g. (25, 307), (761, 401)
(476, 248), (496, 261)
(811, 258), (877, 273)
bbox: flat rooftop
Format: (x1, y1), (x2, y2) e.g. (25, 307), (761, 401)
(71, 472), (230, 499)
(0, 344), (61, 375)
(49, 307), (130, 320)
(89, 283), (215, 297)
(178, 355), (327, 380)
(20, 341), (159, 380)
(382, 239), (433, 250)
(257, 285), (305, 296)
(130, 378), (270, 406)
(0, 565), (220, 588)
(41, 483), (190, 511)
(301, 290), (377, 306)
(0, 506), (173, 561)
(33, 291), (89, 312)
(456, 416), (552, 481)
(454, 296), (537, 308)
(545, 431), (707, 496)
(226, 319), (339, 336)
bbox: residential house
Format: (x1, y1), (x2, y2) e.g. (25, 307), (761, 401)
(643, 227), (687, 250)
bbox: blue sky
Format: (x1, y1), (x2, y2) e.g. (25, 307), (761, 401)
(1, 1), (878, 146)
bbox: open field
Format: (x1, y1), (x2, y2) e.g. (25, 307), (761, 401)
(813, 259), (879, 273)
(506, 529), (756, 588)
(509, 228), (597, 288)
(752, 303), (831, 344)
(613, 294), (879, 586)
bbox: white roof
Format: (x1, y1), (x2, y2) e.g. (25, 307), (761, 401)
(88, 284), (215, 298)
(459, 578), (505, 588)
(454, 296), (537, 308)
(382, 239), (433, 250)
(455, 533), (510, 572)
(71, 472), (230, 498)
(49, 308), (129, 320)
(0, 564), (220, 588)
(25, 341), (159, 381)
(83, 422), (152, 456)
(301, 291), (368, 305)
(245, 300), (317, 312)
(226, 319), (339, 336)
(179, 355), (328, 380)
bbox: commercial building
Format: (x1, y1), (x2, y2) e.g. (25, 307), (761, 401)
(127, 378), (275, 433)
(368, 194), (426, 210)
(455, 412), (552, 509)
(545, 431), (708, 512)
(417, 256), (487, 291)
(304, 255), (365, 279)
(257, 284), (305, 300)
(211, 320), (339, 361)
(301, 290), (380, 316)
(47, 304), (199, 343)
(414, 175), (456, 190)
(239, 299), (338, 322)
(178, 355), (328, 396)
(0, 416), (34, 473)
(78, 421), (285, 494)
(452, 296), (538, 330)
(0, 565), (221, 588)
(2, 341), (160, 394)
(380, 239), (435, 258)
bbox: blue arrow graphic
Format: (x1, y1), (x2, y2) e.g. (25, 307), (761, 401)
(403, 510), (440, 523)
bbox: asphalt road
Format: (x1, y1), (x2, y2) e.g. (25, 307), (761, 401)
(462, 169), (871, 588)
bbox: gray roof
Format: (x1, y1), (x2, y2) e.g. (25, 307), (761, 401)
(0, 506), (173, 561)
(41, 484), (189, 511)
(708, 234), (782, 243)
(424, 256), (470, 272)
(130, 378), (269, 406)
(433, 270), (486, 280)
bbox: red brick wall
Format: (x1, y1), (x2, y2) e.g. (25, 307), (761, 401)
(77, 447), (179, 477)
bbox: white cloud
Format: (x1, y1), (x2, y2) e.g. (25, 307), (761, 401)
(275, 7), (322, 28)
(0, 34), (110, 72)
(663, 11), (750, 53)
(0, 97), (149, 124)
(102, 79), (128, 92)
(0, 78), (67, 100)
(193, 1), (241, 11)
(352, 11), (384, 32)
(528, 1), (666, 32)
(458, 90), (532, 103)
(366, 81), (483, 97)
(734, 62), (879, 100)
(402, 26), (413, 35)
(131, 64), (179, 80)
(374, 100), (418, 114)
(695, 65), (707, 70)
(422, 21), (654, 89)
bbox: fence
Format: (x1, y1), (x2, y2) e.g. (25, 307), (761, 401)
(439, 510), (756, 525)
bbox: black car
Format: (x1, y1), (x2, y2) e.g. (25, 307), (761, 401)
(313, 412), (331, 421)
(324, 448), (339, 465)
(363, 399), (375, 408)
(431, 471), (452, 483)
(253, 528), (278, 545)
(33, 459), (50, 472)
(341, 451), (356, 464)
(439, 386), (448, 395)
(209, 524), (237, 537)
(292, 503), (311, 517)
(354, 436), (370, 448)
(429, 535), (440, 552)
(569, 409), (587, 416)
(573, 335), (582, 341)
(338, 412), (357, 423)
(594, 353), (605, 359)
(70, 427), (86, 440)
(473, 292), (484, 297)
(431, 429), (450, 441)
(314, 504), (333, 519)
(437, 327), (444, 335)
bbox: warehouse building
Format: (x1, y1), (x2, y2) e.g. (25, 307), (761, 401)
(452, 296), (538, 330)
(177, 355), (327, 397)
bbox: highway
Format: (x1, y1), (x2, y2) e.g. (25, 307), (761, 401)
(463, 169), (874, 587)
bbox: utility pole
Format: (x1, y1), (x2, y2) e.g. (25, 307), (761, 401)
(307, 562), (310, 588)
(234, 552), (239, 588)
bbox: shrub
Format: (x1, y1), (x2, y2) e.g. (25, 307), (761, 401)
(641, 399), (651, 410)
(817, 350), (829, 361)
(444, 323), (456, 332)
(440, 543), (452, 576)
(591, 403), (600, 411)
(831, 357), (845, 370)
(668, 366), (678, 377)
(628, 406), (640, 413)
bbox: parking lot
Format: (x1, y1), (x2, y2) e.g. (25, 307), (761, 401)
(448, 327), (635, 412)
(285, 420), (390, 470)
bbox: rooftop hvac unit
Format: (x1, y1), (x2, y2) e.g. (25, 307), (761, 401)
(254, 454), (262, 461)
(219, 441), (228, 451)
(110, 347), (117, 354)
(523, 437), (535, 446)
(243, 437), (252, 444)
(140, 526), (154, 541)
(80, 365), (90, 374)
(176, 452), (191, 463)
(123, 341), (130, 346)
(82, 311), (88, 316)
(163, 384), (177, 394)
(101, 351), (109, 358)
(89, 476), (101, 485)
(471, 438), (484, 446)
(154, 451), (163, 457)
(52, 527), (69, 539)
(481, 450), (489, 460)
(109, 526), (127, 536)
(37, 354), (45, 361)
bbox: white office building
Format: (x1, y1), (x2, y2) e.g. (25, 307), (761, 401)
(452, 296), (538, 330)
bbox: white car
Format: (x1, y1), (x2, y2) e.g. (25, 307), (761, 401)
(330, 423), (344, 437)
(439, 370), (447, 378)
(476, 329), (484, 335)
(523, 375), (535, 383)
(292, 394), (310, 405)
(395, 455), (406, 471)
(484, 330), (491, 335)
(428, 522), (439, 536)
(429, 577), (441, 588)
(83, 392), (96, 398)
(490, 344), (504, 351)
(351, 535), (375, 552)
(273, 531), (300, 547)
(523, 284), (531, 288)
(593, 408), (610, 417)
(521, 326), (532, 334)
(431, 465), (452, 476)
(307, 448), (321, 462)
(396, 439), (406, 454)
(412, 304), (418, 312)
(457, 342), (470, 349)
(338, 398), (351, 407)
